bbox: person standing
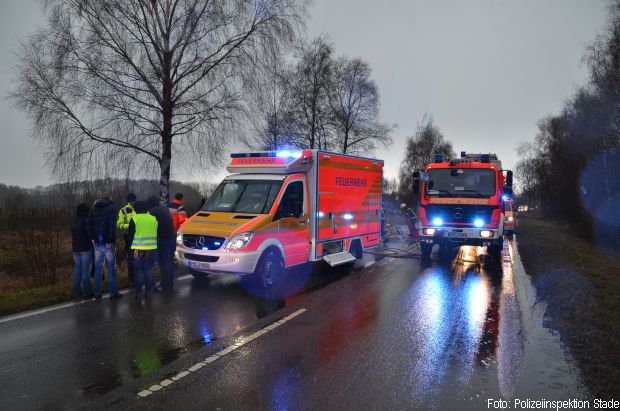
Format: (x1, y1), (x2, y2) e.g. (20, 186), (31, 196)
(117, 193), (137, 286)
(148, 196), (176, 291)
(71, 203), (94, 299)
(87, 192), (122, 300)
(166, 193), (187, 233)
(128, 201), (158, 298)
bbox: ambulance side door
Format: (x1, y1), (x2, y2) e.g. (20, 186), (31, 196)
(274, 179), (310, 267)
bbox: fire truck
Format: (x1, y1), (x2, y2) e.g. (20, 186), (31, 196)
(176, 150), (383, 288)
(414, 152), (513, 259)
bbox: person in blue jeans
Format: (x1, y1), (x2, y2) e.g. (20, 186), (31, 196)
(87, 192), (122, 300)
(127, 201), (158, 298)
(147, 196), (176, 291)
(71, 203), (93, 298)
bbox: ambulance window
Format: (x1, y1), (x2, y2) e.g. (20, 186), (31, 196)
(276, 181), (304, 219)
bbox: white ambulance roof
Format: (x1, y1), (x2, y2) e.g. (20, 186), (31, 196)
(224, 174), (287, 181)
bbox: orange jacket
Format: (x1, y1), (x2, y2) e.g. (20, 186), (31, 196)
(166, 198), (187, 232)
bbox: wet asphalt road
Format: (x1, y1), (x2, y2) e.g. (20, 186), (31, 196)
(0, 239), (585, 410)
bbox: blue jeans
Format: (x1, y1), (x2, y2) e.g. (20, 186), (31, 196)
(94, 245), (117, 296)
(133, 251), (155, 295)
(158, 238), (176, 289)
(72, 251), (92, 296)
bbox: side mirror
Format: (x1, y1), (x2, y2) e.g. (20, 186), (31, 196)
(503, 186), (513, 196)
(412, 171), (420, 196)
(505, 170), (513, 188)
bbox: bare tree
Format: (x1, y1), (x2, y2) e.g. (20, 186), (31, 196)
(13, 0), (303, 203)
(286, 36), (334, 150)
(241, 48), (295, 151)
(397, 115), (454, 204)
(330, 57), (393, 154)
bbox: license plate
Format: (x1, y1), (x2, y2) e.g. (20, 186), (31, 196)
(190, 261), (210, 271)
(448, 232), (467, 239)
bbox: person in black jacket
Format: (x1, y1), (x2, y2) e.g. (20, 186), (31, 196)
(71, 203), (94, 299)
(86, 192), (122, 300)
(148, 196), (177, 291)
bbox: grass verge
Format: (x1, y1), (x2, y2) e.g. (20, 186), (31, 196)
(516, 213), (620, 399)
(0, 270), (133, 317)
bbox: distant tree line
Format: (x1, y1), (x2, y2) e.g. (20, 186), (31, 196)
(515, 1), (620, 251)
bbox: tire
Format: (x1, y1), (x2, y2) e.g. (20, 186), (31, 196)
(190, 269), (209, 282)
(488, 240), (503, 261)
(421, 242), (433, 259)
(254, 249), (284, 291)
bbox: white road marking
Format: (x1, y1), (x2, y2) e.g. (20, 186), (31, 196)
(137, 308), (307, 398)
(0, 274), (194, 325)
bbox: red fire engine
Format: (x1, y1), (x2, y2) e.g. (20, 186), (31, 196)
(414, 152), (513, 259)
(176, 150), (383, 287)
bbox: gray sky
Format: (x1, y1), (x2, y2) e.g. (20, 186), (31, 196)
(0, 0), (609, 187)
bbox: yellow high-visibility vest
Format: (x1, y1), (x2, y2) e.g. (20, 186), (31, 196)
(131, 213), (158, 250)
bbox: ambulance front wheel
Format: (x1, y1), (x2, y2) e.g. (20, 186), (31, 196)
(189, 269), (209, 282)
(255, 248), (284, 290)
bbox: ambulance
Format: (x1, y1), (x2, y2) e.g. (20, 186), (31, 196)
(176, 150), (383, 287)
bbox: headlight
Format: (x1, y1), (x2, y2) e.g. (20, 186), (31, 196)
(508, 216), (514, 221)
(480, 230), (493, 238)
(423, 228), (436, 235)
(225, 232), (254, 251)
(176, 232), (183, 245)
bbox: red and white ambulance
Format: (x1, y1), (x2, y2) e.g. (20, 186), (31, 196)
(176, 150), (383, 287)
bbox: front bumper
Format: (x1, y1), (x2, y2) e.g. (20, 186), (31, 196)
(419, 226), (501, 246)
(176, 246), (259, 275)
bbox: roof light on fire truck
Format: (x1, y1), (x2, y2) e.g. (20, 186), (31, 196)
(474, 218), (484, 227)
(276, 150), (302, 159)
(432, 217), (443, 226)
(343, 213), (354, 220)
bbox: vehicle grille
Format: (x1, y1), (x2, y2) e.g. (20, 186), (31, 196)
(182, 253), (219, 263)
(424, 204), (498, 226)
(182, 234), (225, 250)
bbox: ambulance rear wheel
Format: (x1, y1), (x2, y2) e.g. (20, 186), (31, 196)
(255, 249), (283, 290)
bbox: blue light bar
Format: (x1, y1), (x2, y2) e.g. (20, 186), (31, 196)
(276, 150), (302, 159)
(434, 154), (445, 163)
(432, 217), (443, 226)
(481, 154), (490, 163)
(502, 195), (509, 201)
(474, 218), (484, 227)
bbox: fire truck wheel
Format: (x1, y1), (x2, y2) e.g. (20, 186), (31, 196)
(421, 243), (433, 259)
(255, 248), (284, 290)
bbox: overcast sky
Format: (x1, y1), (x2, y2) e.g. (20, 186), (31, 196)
(0, 0), (610, 187)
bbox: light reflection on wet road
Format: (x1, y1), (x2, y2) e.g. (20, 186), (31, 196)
(0, 239), (583, 410)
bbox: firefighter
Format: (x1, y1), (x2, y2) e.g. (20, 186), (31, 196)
(127, 201), (158, 298)
(117, 193), (137, 285)
(166, 192), (187, 233)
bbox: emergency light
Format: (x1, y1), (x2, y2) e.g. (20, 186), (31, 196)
(276, 150), (302, 159)
(434, 154), (445, 163)
(474, 218), (484, 227)
(432, 217), (443, 226)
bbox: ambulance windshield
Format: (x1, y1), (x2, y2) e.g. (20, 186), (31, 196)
(203, 180), (283, 214)
(425, 168), (496, 197)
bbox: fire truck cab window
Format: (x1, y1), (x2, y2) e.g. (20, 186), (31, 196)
(426, 168), (496, 197)
(276, 181), (304, 219)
